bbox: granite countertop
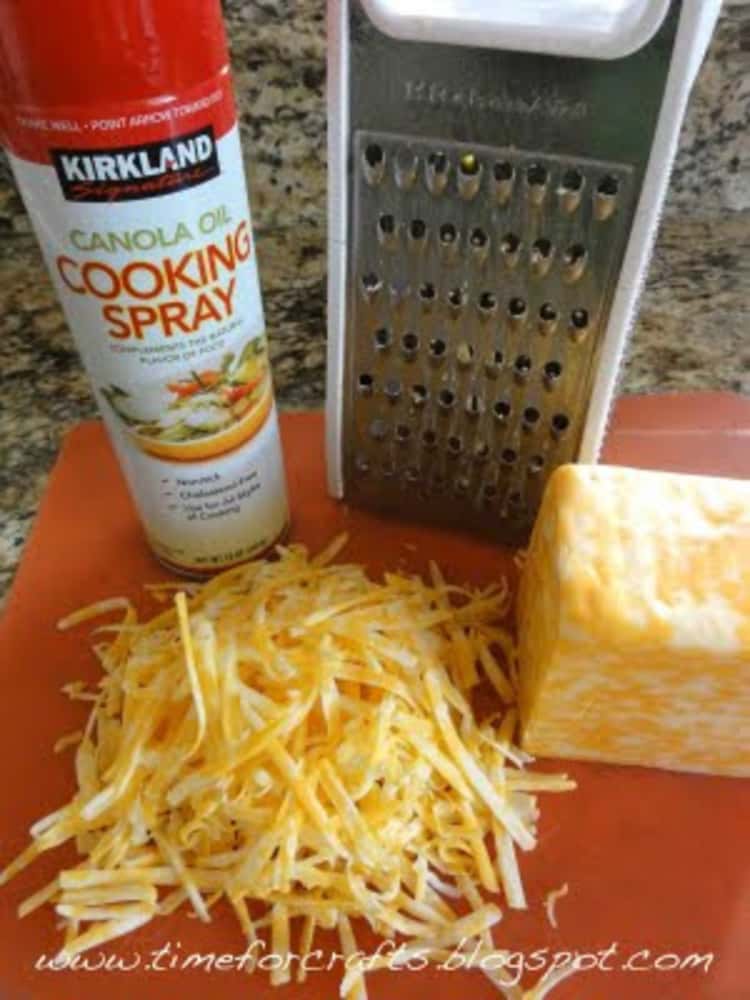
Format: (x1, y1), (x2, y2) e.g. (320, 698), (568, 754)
(1, 0), (749, 602)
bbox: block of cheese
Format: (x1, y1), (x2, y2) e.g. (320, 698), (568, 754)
(517, 464), (750, 777)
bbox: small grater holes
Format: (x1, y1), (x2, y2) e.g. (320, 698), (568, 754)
(493, 160), (515, 205)
(426, 151), (449, 196)
(469, 226), (490, 265)
(418, 281), (436, 311)
(513, 354), (532, 384)
(401, 331), (420, 360)
(437, 387), (456, 412)
(482, 482), (499, 503)
(501, 447), (518, 467)
(569, 308), (590, 342)
(595, 175), (619, 221)
(500, 232), (522, 269)
(389, 278), (411, 308)
(377, 213), (398, 250)
(522, 406), (541, 433)
(465, 393), (484, 419)
(551, 412), (570, 440)
(559, 167), (584, 214)
(429, 337), (447, 363)
(530, 237), (554, 278)
(508, 490), (525, 514)
(373, 326), (391, 351)
(447, 286), (466, 315)
(411, 383), (429, 408)
(458, 153), (483, 201)
(395, 423), (412, 445)
(528, 454), (545, 475)
(395, 148), (418, 190)
(383, 376), (402, 402)
(362, 143), (385, 185)
(381, 459), (397, 479)
(357, 372), (375, 396)
(493, 399), (512, 424)
(473, 440), (490, 464)
(456, 341), (475, 368)
(543, 359), (563, 390)
(484, 348), (504, 378)
(526, 163), (549, 206)
(538, 302), (558, 335)
(409, 218), (427, 242)
(421, 427), (437, 450)
(563, 242), (588, 283)
(354, 454), (371, 475)
(369, 418), (389, 442)
(508, 297), (527, 330)
(361, 272), (382, 302)
(439, 222), (458, 244)
(404, 466), (421, 484)
(478, 291), (498, 317)
(446, 434), (463, 457)
(431, 472), (448, 494)
(454, 476), (471, 497)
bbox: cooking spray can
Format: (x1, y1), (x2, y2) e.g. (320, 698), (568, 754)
(0, 0), (289, 574)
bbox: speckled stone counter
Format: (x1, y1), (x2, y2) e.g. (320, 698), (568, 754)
(1, 1), (749, 602)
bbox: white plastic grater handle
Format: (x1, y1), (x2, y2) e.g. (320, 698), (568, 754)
(360, 0), (671, 59)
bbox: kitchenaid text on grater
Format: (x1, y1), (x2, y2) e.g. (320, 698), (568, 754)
(347, 136), (633, 543)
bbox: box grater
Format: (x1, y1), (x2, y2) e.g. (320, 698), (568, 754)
(326, 0), (720, 544)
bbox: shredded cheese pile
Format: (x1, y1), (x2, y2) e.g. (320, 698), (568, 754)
(1, 536), (575, 998)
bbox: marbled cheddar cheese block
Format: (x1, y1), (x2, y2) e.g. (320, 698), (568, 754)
(517, 464), (750, 777)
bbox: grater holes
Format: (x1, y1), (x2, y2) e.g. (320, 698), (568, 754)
(383, 376), (402, 402)
(369, 418), (388, 442)
(401, 331), (420, 360)
(493, 160), (515, 205)
(362, 143), (385, 185)
(469, 226), (490, 264)
(439, 222), (459, 244)
(395, 423), (412, 445)
(456, 341), (475, 368)
(507, 490), (525, 514)
(562, 167), (584, 191)
(431, 472), (448, 494)
(493, 399), (512, 424)
(478, 291), (498, 318)
(381, 459), (397, 479)
(395, 148), (418, 190)
(526, 163), (549, 205)
(522, 406), (541, 433)
(458, 152), (482, 201)
(595, 175), (619, 220)
(500, 447), (518, 468)
(559, 167), (584, 213)
(389, 278), (410, 308)
(543, 359), (563, 390)
(513, 354), (532, 384)
(409, 218), (427, 242)
(373, 326), (391, 351)
(354, 454), (370, 475)
(473, 440), (490, 464)
(551, 412), (570, 439)
(404, 466), (421, 484)
(429, 337), (447, 363)
(446, 434), (463, 457)
(377, 213), (398, 250)
(538, 302), (558, 334)
(508, 297), (527, 329)
(426, 151), (449, 195)
(482, 482), (499, 505)
(563, 243), (588, 283)
(484, 348), (504, 378)
(465, 393), (484, 419)
(361, 272), (382, 302)
(528, 453), (545, 475)
(418, 281), (436, 310)
(454, 475), (471, 497)
(421, 427), (438, 450)
(500, 232), (521, 269)
(569, 308), (590, 342)
(437, 387), (456, 412)
(357, 372), (375, 396)
(447, 286), (467, 314)
(411, 383), (429, 408)
(530, 237), (554, 277)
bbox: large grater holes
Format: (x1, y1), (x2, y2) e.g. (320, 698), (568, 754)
(530, 238), (554, 278)
(426, 151), (450, 196)
(373, 326), (391, 351)
(401, 331), (420, 360)
(457, 152), (482, 201)
(558, 167), (584, 214)
(493, 160), (515, 205)
(408, 217), (427, 247)
(526, 163), (549, 206)
(595, 175), (619, 221)
(563, 243), (588, 284)
(538, 302), (559, 335)
(500, 232), (522, 269)
(362, 143), (385, 186)
(569, 308), (590, 342)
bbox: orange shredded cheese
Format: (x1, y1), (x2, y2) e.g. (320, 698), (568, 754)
(1, 535), (575, 996)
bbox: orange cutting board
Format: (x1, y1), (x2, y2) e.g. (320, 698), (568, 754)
(1, 394), (749, 1000)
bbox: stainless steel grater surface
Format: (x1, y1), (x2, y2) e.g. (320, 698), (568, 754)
(328, 0), (721, 544)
